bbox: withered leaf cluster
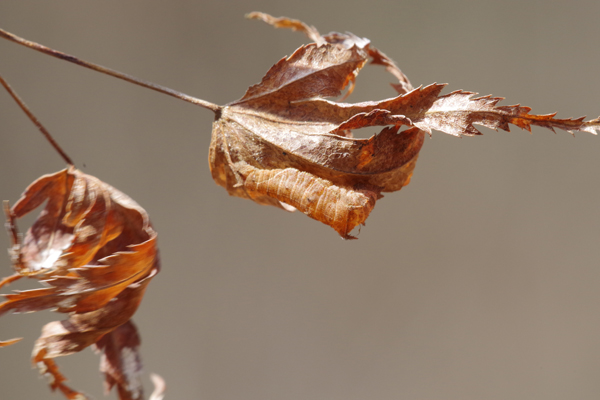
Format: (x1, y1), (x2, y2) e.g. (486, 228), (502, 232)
(1, 167), (159, 400)
(1, 10), (598, 400)
(210, 12), (600, 239)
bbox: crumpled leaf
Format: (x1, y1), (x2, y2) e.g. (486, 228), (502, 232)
(208, 12), (599, 238)
(1, 166), (160, 400)
(94, 320), (144, 400)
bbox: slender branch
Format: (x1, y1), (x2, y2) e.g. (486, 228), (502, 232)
(0, 27), (221, 113)
(0, 73), (75, 165)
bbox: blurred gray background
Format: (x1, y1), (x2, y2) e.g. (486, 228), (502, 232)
(1, 1), (599, 399)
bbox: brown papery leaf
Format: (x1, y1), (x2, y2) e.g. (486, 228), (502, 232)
(0, 166), (159, 400)
(209, 13), (599, 238)
(94, 320), (144, 400)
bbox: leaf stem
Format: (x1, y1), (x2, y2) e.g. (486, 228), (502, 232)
(0, 27), (221, 113)
(0, 73), (75, 166)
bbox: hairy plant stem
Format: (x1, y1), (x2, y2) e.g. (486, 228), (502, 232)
(0, 27), (221, 113)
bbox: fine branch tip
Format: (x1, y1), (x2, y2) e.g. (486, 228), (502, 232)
(0, 72), (75, 166)
(0, 27), (221, 113)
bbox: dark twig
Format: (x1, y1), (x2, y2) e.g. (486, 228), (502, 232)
(0, 28), (221, 113)
(0, 73), (75, 165)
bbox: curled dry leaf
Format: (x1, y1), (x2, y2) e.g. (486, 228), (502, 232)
(95, 320), (144, 400)
(0, 166), (159, 400)
(209, 12), (600, 239)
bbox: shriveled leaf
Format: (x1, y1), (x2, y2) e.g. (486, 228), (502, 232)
(209, 13), (599, 238)
(246, 12), (324, 46)
(1, 166), (160, 400)
(234, 161), (380, 239)
(94, 320), (144, 399)
(410, 88), (600, 136)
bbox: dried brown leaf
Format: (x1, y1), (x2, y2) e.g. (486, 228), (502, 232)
(209, 13), (599, 238)
(94, 320), (144, 400)
(246, 12), (324, 46)
(233, 161), (380, 239)
(1, 166), (159, 400)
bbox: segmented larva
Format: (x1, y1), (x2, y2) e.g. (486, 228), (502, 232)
(235, 163), (377, 239)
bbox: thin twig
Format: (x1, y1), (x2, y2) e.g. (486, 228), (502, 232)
(0, 73), (75, 165)
(0, 27), (221, 113)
